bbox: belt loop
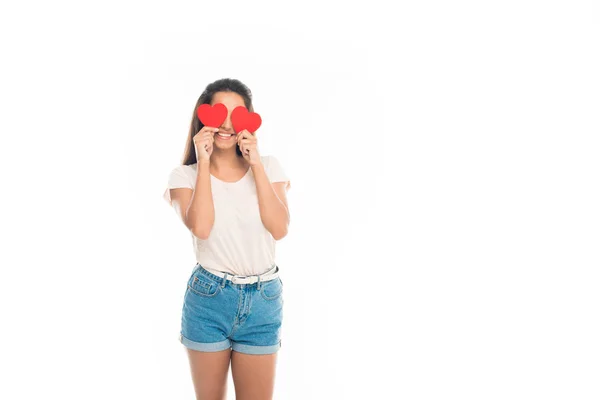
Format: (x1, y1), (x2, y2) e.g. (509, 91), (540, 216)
(257, 273), (261, 291)
(221, 273), (228, 288)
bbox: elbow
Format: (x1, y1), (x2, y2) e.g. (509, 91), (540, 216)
(192, 228), (210, 240)
(190, 224), (212, 240)
(186, 211), (214, 240)
(272, 226), (289, 241)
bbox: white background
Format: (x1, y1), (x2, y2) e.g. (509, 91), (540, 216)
(1, 0), (599, 399)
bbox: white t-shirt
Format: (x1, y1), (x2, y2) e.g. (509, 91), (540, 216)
(163, 155), (290, 276)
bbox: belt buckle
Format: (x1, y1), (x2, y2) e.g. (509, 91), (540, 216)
(230, 274), (259, 285)
(231, 275), (248, 284)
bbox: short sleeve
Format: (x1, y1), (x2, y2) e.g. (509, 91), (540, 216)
(266, 155), (291, 190)
(163, 165), (194, 204)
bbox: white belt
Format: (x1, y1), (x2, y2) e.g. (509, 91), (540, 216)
(201, 264), (279, 285)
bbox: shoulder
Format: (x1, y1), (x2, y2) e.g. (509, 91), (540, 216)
(260, 154), (274, 163)
(166, 163), (197, 187)
(170, 163), (196, 176)
(260, 155), (280, 173)
(182, 163), (197, 172)
(164, 163), (197, 203)
(260, 154), (283, 167)
(259, 154), (290, 189)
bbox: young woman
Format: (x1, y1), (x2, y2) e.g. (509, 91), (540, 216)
(163, 78), (291, 400)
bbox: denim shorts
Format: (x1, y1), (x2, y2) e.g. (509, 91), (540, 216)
(179, 263), (284, 355)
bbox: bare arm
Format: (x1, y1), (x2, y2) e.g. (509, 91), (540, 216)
(169, 160), (215, 239)
(252, 162), (290, 240)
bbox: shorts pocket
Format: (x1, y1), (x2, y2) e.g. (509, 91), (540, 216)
(260, 277), (283, 301)
(188, 274), (221, 297)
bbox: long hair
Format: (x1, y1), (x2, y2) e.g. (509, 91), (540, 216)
(181, 78), (255, 165)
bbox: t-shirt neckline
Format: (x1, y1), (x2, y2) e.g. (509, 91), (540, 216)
(210, 165), (252, 184)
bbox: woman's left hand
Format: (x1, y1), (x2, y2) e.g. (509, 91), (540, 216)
(237, 129), (261, 166)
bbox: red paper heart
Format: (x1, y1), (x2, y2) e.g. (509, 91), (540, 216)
(231, 106), (262, 133)
(197, 103), (227, 128)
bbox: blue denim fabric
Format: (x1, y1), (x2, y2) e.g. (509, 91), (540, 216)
(179, 263), (284, 355)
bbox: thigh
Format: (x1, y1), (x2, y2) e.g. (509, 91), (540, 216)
(186, 347), (232, 400)
(231, 351), (278, 400)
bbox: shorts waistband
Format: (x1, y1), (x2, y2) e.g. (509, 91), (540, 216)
(196, 263), (279, 285)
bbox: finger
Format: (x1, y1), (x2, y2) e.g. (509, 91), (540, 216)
(237, 130), (252, 140)
(203, 128), (219, 136)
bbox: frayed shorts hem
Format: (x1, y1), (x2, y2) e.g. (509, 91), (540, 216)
(179, 334), (281, 355)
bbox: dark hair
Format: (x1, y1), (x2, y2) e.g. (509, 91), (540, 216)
(181, 78), (254, 165)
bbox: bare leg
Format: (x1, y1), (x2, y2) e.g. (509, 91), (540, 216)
(186, 347), (232, 400)
(231, 350), (278, 400)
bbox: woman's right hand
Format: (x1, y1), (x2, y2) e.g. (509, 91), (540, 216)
(194, 126), (219, 161)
